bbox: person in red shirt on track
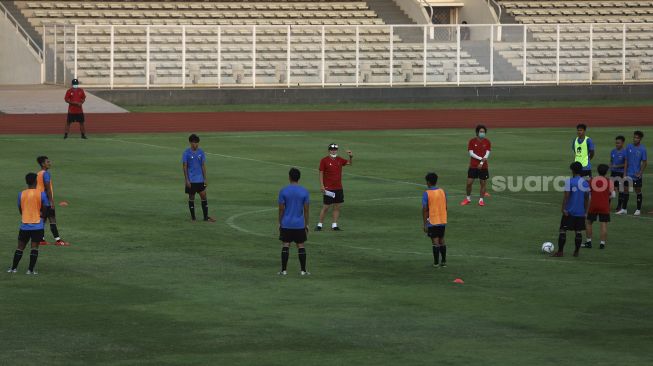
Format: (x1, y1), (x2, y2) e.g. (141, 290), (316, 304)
(584, 164), (614, 250)
(316, 143), (353, 231)
(64, 78), (87, 139)
(461, 124), (491, 206)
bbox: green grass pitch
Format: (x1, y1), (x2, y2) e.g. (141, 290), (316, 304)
(0, 127), (652, 365)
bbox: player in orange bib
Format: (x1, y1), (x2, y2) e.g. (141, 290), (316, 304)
(7, 173), (50, 275)
(36, 156), (69, 246)
(422, 172), (448, 268)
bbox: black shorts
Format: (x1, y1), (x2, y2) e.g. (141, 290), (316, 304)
(185, 182), (206, 194)
(468, 168), (489, 180)
(67, 113), (85, 124)
(427, 225), (446, 238)
(560, 215), (586, 231)
(323, 189), (344, 205)
(587, 212), (610, 223)
(579, 170), (592, 178)
(628, 177), (643, 188)
(279, 228), (307, 244)
(18, 229), (45, 244)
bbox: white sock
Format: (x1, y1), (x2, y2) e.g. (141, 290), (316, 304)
(466, 196), (471, 201)
(600, 241), (605, 245)
(586, 238), (592, 242)
(55, 237), (61, 241)
(317, 223), (323, 228)
(332, 223), (338, 228)
(479, 198), (484, 203)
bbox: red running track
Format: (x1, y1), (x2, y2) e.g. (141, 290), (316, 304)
(1, 107), (652, 134)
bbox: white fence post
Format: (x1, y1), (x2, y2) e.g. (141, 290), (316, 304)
(217, 26), (221, 88)
(490, 24), (494, 85)
(252, 25), (256, 88)
(146, 26), (150, 89)
(389, 25), (394, 86)
(182, 25), (186, 88)
(321, 25), (325, 87)
(54, 24), (57, 84)
(522, 24), (527, 85)
(555, 24), (560, 85)
(355, 25), (359, 87)
(74, 25), (77, 79)
(622, 23), (626, 84)
(287, 25), (291, 88)
(63, 25), (67, 85)
(589, 24), (593, 84)
(423, 25), (427, 86)
(110, 25), (114, 89)
(456, 24), (461, 86)
(42, 24), (46, 82)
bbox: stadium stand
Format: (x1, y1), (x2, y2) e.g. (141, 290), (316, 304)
(12, 0), (488, 86)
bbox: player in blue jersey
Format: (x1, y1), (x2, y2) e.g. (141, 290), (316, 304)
(278, 168), (310, 276)
(620, 131), (647, 216)
(572, 123), (595, 178)
(552, 162), (589, 258)
(610, 136), (627, 212)
(182, 134), (215, 222)
(7, 173), (50, 275)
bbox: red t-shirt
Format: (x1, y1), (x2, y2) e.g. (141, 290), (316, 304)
(65, 88), (86, 114)
(319, 156), (349, 190)
(468, 138), (491, 169)
(588, 176), (614, 214)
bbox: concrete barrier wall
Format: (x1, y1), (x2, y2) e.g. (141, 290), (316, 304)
(92, 84), (653, 107)
(0, 15), (41, 84)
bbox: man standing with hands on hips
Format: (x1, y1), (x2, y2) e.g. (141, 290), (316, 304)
(64, 79), (87, 139)
(316, 143), (353, 231)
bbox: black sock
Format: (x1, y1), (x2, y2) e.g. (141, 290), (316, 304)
(637, 193), (643, 210)
(298, 247), (307, 272)
(50, 224), (60, 239)
(432, 245), (440, 265)
(11, 250), (23, 269)
(558, 232), (567, 252)
(440, 245), (447, 263)
(574, 233), (582, 251)
(188, 200), (196, 220)
(281, 247), (289, 271)
(617, 192), (624, 210)
(201, 200), (209, 220)
(28, 249), (38, 271)
(623, 193), (630, 210)
(64, 133), (68, 138)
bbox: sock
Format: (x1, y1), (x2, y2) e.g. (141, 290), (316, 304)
(188, 200), (196, 220)
(623, 193), (630, 210)
(432, 245), (440, 265)
(50, 224), (60, 240)
(466, 196), (471, 201)
(64, 133), (68, 138)
(637, 193), (643, 210)
(317, 223), (323, 228)
(479, 198), (484, 203)
(617, 192), (624, 210)
(558, 232), (567, 252)
(585, 238), (592, 244)
(11, 250), (23, 269)
(331, 222), (338, 228)
(600, 240), (606, 245)
(281, 247), (289, 271)
(440, 245), (447, 263)
(201, 200), (209, 220)
(574, 233), (582, 252)
(28, 249), (38, 272)
(298, 247), (307, 272)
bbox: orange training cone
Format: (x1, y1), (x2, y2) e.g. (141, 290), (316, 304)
(453, 278), (465, 284)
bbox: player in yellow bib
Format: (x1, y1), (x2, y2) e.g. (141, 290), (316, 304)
(573, 124), (595, 178)
(422, 172), (448, 268)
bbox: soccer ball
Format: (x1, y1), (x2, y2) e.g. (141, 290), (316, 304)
(541, 242), (554, 254)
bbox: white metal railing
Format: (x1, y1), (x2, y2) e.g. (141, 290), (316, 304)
(0, 1), (43, 60)
(40, 23), (653, 88)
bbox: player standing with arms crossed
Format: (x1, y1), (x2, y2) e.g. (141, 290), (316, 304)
(36, 156), (69, 246)
(620, 131), (647, 216)
(316, 143), (353, 231)
(7, 173), (51, 275)
(422, 172), (448, 267)
(610, 136), (627, 212)
(461, 125), (491, 207)
(573, 123), (595, 178)
(278, 168), (311, 276)
(182, 134), (216, 222)
(64, 79), (87, 139)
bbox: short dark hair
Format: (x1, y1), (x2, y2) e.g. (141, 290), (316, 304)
(570, 162), (583, 175)
(576, 123), (587, 131)
(634, 130), (644, 138)
(425, 172), (438, 186)
(37, 155), (48, 167)
(475, 124), (487, 135)
(616, 135), (625, 142)
(597, 164), (609, 176)
(188, 134), (200, 143)
(25, 172), (37, 186)
(289, 167), (301, 182)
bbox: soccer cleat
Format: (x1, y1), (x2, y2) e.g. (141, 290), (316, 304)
(81, 135), (88, 140)
(26, 270), (38, 275)
(433, 263), (439, 268)
(583, 241), (592, 249)
(440, 262), (447, 268)
(204, 217), (217, 223)
(616, 209), (627, 215)
(599, 243), (606, 249)
(6, 268), (17, 273)
(63, 134), (68, 139)
(478, 200), (485, 207)
(634, 210), (641, 216)
(332, 226), (341, 231)
(315, 226), (322, 231)
(459, 199), (471, 206)
(54, 240), (70, 247)
(300, 271), (311, 276)
(278, 270), (287, 276)
(550, 252), (564, 257)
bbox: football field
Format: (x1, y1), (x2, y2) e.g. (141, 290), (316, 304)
(1, 127), (652, 365)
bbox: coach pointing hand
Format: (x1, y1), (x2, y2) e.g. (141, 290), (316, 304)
(317, 144), (353, 231)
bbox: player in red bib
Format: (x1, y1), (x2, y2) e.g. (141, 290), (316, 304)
(64, 78), (87, 139)
(316, 143), (353, 231)
(584, 164), (614, 250)
(461, 125), (491, 206)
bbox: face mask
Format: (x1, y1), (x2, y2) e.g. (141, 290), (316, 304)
(330, 153), (338, 158)
(73, 85), (78, 89)
(478, 132), (486, 139)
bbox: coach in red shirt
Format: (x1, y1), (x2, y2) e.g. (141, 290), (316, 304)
(461, 124), (491, 207)
(64, 79), (87, 139)
(316, 143), (353, 231)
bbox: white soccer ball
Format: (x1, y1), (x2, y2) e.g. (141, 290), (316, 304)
(541, 242), (554, 254)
